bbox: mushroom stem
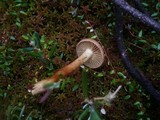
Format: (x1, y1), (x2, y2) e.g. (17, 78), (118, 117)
(31, 49), (93, 95)
(49, 48), (93, 82)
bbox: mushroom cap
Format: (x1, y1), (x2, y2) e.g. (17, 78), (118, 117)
(76, 38), (105, 69)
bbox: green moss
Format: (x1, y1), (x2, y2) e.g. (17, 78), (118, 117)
(0, 0), (160, 119)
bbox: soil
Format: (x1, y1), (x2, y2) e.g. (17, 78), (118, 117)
(0, 1), (160, 119)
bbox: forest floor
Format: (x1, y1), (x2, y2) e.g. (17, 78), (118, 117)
(0, 1), (160, 120)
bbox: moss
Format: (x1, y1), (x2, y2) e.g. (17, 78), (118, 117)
(0, 1), (160, 119)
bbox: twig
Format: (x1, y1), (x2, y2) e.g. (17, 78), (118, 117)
(132, 0), (149, 16)
(114, 4), (160, 103)
(112, 0), (160, 33)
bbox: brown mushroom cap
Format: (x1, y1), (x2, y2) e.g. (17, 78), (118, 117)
(76, 38), (105, 69)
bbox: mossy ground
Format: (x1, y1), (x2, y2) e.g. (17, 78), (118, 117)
(0, 1), (160, 119)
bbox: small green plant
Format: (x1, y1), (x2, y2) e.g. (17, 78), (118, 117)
(0, 46), (14, 77)
(78, 68), (122, 120)
(6, 104), (25, 120)
(21, 32), (58, 72)
(151, 43), (160, 50)
(6, 104), (43, 120)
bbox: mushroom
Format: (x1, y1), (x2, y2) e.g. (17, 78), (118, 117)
(31, 38), (105, 95)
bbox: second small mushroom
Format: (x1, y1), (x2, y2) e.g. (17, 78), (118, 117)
(31, 38), (105, 95)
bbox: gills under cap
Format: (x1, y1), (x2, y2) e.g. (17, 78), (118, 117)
(76, 38), (105, 69)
